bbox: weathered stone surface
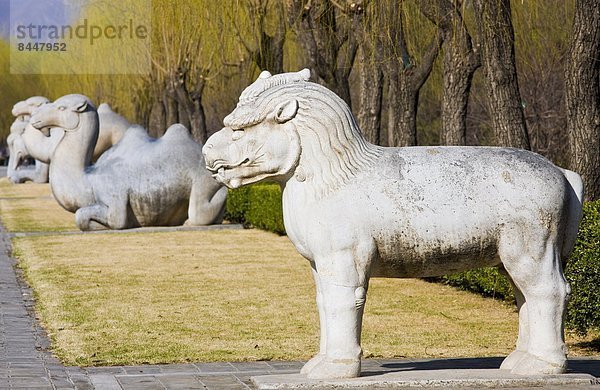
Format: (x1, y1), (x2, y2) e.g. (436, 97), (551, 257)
(28, 94), (226, 230)
(204, 69), (585, 379)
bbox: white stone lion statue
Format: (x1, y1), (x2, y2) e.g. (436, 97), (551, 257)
(203, 69), (584, 379)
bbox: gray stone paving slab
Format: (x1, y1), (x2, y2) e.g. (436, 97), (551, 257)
(69, 374), (94, 389)
(88, 373), (122, 389)
(122, 365), (165, 375)
(194, 361), (238, 373)
(252, 369), (599, 389)
(158, 378), (204, 389)
(198, 373), (251, 389)
(116, 375), (166, 389)
(154, 363), (200, 374)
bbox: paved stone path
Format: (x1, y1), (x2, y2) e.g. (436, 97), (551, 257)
(0, 222), (599, 389)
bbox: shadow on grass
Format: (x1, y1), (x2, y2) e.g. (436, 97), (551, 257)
(572, 337), (600, 353)
(360, 356), (600, 377)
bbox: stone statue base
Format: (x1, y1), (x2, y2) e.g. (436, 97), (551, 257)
(252, 369), (598, 389)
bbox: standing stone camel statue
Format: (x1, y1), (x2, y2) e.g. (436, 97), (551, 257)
(8, 96), (50, 183)
(8, 98), (131, 183)
(203, 69), (584, 379)
(28, 94), (227, 230)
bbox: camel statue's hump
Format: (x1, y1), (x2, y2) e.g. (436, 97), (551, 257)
(97, 103), (112, 113)
(160, 123), (194, 142)
(97, 124), (201, 165)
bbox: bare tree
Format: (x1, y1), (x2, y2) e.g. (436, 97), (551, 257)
(145, 1), (225, 143)
(566, 0), (600, 201)
(511, 1), (571, 164)
(420, 0), (480, 146)
(287, 0), (361, 106)
(233, 0), (286, 74)
(355, 1), (383, 144)
(356, 42), (384, 145)
(473, 0), (530, 149)
(148, 40), (212, 142)
(380, 1), (443, 147)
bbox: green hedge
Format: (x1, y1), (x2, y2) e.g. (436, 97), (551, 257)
(565, 200), (600, 335)
(224, 183), (285, 235)
(434, 268), (514, 302)
(227, 187), (600, 335)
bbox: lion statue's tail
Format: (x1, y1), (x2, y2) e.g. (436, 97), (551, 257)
(559, 168), (584, 265)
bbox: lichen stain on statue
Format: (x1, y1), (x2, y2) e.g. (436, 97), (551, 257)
(8, 97), (132, 184)
(28, 94), (227, 230)
(203, 69), (585, 379)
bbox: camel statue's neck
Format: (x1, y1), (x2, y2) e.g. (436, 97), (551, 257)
(49, 112), (98, 211)
(21, 125), (53, 164)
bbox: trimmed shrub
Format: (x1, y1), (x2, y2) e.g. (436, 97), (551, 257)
(434, 267), (514, 302)
(224, 186), (251, 224)
(565, 200), (600, 335)
(224, 183), (285, 235)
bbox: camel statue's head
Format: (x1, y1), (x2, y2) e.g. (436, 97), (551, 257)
(7, 118), (29, 165)
(6, 129), (30, 183)
(10, 116), (28, 136)
(12, 96), (50, 120)
(30, 94), (96, 134)
(203, 70), (309, 188)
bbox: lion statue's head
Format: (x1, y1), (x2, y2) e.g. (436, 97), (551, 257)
(203, 69), (381, 196)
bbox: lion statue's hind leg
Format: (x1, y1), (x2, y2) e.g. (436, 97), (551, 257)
(499, 225), (569, 375)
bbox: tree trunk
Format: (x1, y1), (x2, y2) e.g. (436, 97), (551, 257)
(420, 0), (480, 146)
(243, 1), (286, 74)
(164, 94), (179, 129)
(356, 45), (383, 145)
(382, 0), (442, 147)
(566, 0), (600, 201)
(387, 69), (419, 147)
(148, 99), (166, 138)
(473, 0), (530, 149)
(286, 0), (360, 106)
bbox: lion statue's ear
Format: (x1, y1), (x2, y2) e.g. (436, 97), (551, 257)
(274, 99), (299, 124)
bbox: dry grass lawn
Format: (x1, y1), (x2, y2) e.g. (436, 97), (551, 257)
(14, 229), (524, 366)
(0, 178), (75, 232)
(2, 179), (598, 366)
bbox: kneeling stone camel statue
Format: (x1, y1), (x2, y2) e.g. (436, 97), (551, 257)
(203, 69), (584, 379)
(29, 94), (227, 230)
(8, 98), (131, 183)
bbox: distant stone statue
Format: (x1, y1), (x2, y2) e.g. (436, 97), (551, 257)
(93, 103), (131, 161)
(8, 96), (50, 183)
(28, 94), (226, 230)
(203, 69), (584, 379)
(8, 98), (132, 184)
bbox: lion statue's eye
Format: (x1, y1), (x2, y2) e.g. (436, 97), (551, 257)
(58, 106), (66, 111)
(232, 130), (245, 141)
